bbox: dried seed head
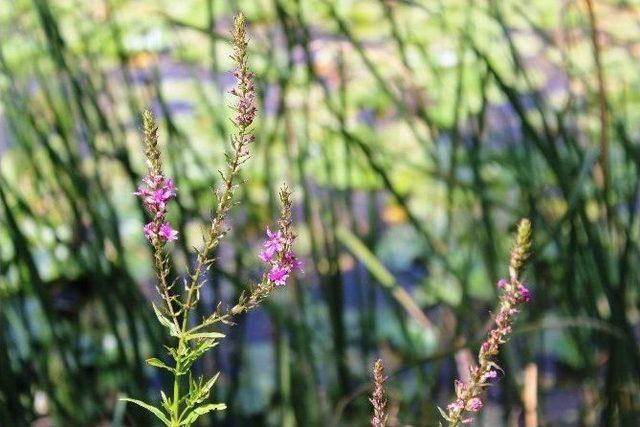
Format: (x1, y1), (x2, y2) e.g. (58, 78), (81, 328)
(142, 109), (162, 176)
(231, 13), (257, 130)
(509, 218), (532, 280)
(370, 358), (388, 427)
(233, 13), (248, 55)
(278, 185), (293, 237)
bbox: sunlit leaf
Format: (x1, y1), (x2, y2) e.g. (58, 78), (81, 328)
(120, 397), (171, 426)
(152, 303), (179, 337)
(185, 331), (225, 341)
(180, 403), (227, 426)
(146, 357), (174, 372)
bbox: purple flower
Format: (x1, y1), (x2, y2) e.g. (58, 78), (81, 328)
(135, 174), (179, 244)
(163, 178), (176, 198)
(259, 225), (302, 287)
(135, 175), (177, 213)
(153, 180), (176, 204)
(466, 398), (483, 412)
(447, 399), (464, 412)
(259, 247), (274, 263)
(144, 222), (155, 240)
(480, 342), (490, 355)
(483, 370), (498, 381)
(259, 228), (285, 262)
(153, 190), (167, 204)
(268, 266), (289, 287)
(497, 279), (507, 289)
(518, 284), (531, 303)
(264, 228), (284, 252)
(159, 223), (179, 242)
(283, 250), (304, 272)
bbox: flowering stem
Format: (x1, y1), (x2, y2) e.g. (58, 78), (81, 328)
(167, 13), (256, 423)
(179, 12), (255, 333)
(444, 219), (533, 426)
(370, 359), (388, 427)
(127, 14), (299, 427)
(139, 109), (181, 331)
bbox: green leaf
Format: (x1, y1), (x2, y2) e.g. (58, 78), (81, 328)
(194, 403), (226, 414)
(436, 406), (451, 422)
(152, 304), (179, 337)
(201, 373), (220, 395)
(120, 397), (171, 426)
(146, 357), (174, 372)
(185, 331), (225, 341)
(187, 373), (221, 406)
(180, 403), (227, 426)
(160, 390), (172, 413)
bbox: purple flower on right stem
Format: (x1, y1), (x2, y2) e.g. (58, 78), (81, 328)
(267, 266), (289, 287)
(443, 219), (533, 426)
(259, 226), (302, 287)
(259, 228), (285, 262)
(518, 284), (532, 303)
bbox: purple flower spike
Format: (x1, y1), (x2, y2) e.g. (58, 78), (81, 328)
(259, 224), (302, 287)
(135, 174), (179, 244)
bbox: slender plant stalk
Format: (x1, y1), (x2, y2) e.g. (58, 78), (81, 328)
(442, 219), (533, 426)
(122, 14), (301, 427)
(370, 359), (388, 427)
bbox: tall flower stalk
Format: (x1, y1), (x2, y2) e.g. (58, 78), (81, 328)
(122, 14), (301, 427)
(441, 219), (533, 426)
(370, 359), (388, 427)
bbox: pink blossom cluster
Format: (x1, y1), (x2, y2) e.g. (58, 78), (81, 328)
(231, 68), (257, 129)
(496, 279), (531, 303)
(259, 227), (302, 287)
(134, 174), (179, 243)
(447, 381), (486, 424)
(480, 279), (531, 358)
(370, 359), (387, 427)
(445, 278), (532, 425)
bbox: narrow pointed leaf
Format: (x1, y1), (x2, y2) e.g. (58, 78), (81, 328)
(185, 331), (225, 341)
(146, 357), (174, 372)
(152, 303), (179, 337)
(180, 403), (227, 425)
(120, 398), (171, 426)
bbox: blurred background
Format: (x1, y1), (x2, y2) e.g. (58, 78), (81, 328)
(1, 0), (640, 426)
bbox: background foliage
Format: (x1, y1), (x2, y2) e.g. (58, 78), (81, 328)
(1, 0), (639, 425)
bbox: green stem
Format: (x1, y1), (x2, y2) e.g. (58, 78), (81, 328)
(171, 344), (183, 426)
